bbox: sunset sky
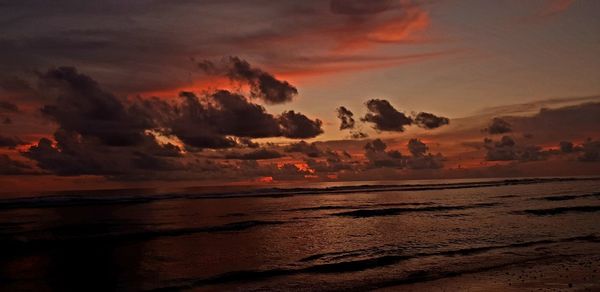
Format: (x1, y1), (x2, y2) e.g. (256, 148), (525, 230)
(1, 0), (599, 192)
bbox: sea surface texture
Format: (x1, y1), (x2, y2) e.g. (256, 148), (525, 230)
(1, 178), (599, 291)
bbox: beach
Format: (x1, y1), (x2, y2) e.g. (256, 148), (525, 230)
(1, 177), (599, 291)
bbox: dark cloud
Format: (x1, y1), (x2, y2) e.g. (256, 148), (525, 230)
(363, 138), (444, 169)
(199, 57), (298, 104)
(484, 136), (547, 162)
(414, 112), (449, 129)
(24, 130), (189, 177)
(0, 154), (32, 175)
(559, 141), (575, 153)
(170, 90), (281, 148)
(278, 110), (324, 139)
(237, 137), (260, 148)
(485, 117), (512, 134)
(364, 139), (404, 168)
(0, 135), (26, 148)
(330, 0), (395, 15)
(361, 99), (413, 132)
(285, 141), (323, 157)
(406, 138), (443, 169)
(0, 100), (19, 113)
(336, 106), (355, 130)
(171, 92), (323, 148)
(224, 149), (283, 160)
(350, 131), (369, 139)
(407, 138), (428, 157)
(484, 136), (517, 161)
(504, 102), (600, 143)
(38, 67), (153, 146)
(578, 139), (600, 162)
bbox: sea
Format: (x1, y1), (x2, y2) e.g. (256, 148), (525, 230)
(1, 177), (599, 291)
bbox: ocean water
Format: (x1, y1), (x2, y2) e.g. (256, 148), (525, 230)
(1, 177), (599, 291)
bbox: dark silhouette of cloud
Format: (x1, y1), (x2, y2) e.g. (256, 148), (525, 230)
(485, 118), (512, 134)
(350, 131), (369, 139)
(199, 57), (298, 104)
(24, 130), (190, 177)
(407, 138), (428, 156)
(285, 141), (323, 157)
(0, 100), (19, 113)
(278, 110), (324, 139)
(364, 138), (404, 168)
(361, 99), (413, 132)
(505, 102), (600, 143)
(38, 67), (153, 146)
(406, 138), (443, 169)
(0, 135), (26, 148)
(336, 106), (355, 130)
(330, 0), (395, 15)
(414, 112), (449, 129)
(0, 154), (32, 175)
(168, 91), (323, 149)
(170, 90), (281, 148)
(225, 149), (283, 160)
(578, 139), (600, 162)
(559, 141), (575, 153)
(363, 138), (444, 169)
(484, 136), (547, 162)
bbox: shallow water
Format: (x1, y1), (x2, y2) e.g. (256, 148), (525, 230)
(1, 177), (600, 291)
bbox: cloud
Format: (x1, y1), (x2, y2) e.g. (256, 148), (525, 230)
(23, 129), (196, 179)
(0, 154), (33, 175)
(350, 131), (369, 139)
(414, 112), (449, 129)
(224, 149), (283, 160)
(199, 56), (298, 104)
(484, 136), (546, 162)
(285, 141), (323, 157)
(170, 90), (281, 148)
(278, 110), (324, 139)
(0, 135), (26, 148)
(407, 138), (428, 157)
(336, 106), (355, 130)
(361, 99), (413, 132)
(578, 139), (600, 162)
(504, 102), (600, 143)
(14, 66), (326, 180)
(0, 100), (19, 113)
(363, 138), (444, 169)
(329, 0), (395, 15)
(38, 67), (153, 146)
(559, 141), (575, 153)
(485, 118), (512, 134)
(168, 91), (323, 149)
(364, 138), (404, 168)
(405, 138), (443, 169)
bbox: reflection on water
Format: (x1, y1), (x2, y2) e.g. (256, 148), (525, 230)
(1, 178), (600, 290)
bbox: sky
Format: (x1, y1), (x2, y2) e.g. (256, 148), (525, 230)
(1, 0), (599, 192)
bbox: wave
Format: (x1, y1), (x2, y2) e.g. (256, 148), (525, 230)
(533, 192), (600, 201)
(285, 202), (434, 212)
(152, 234), (599, 291)
(517, 205), (600, 216)
(332, 203), (499, 218)
(0, 220), (284, 253)
(1, 177), (598, 210)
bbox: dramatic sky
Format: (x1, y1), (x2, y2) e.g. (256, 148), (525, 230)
(1, 0), (599, 192)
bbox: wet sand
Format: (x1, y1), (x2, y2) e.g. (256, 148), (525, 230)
(378, 253), (600, 291)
